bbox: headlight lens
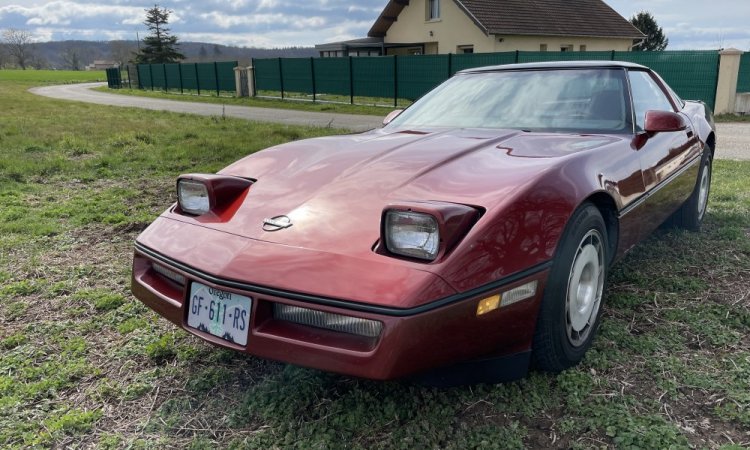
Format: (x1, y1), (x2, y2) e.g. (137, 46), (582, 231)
(178, 180), (210, 215)
(384, 210), (440, 260)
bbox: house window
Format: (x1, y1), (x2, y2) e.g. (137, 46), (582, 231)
(561, 45), (573, 52)
(408, 47), (423, 55)
(580, 45), (587, 52)
(457, 45), (474, 54)
(427, 0), (440, 20)
(540, 44), (548, 52)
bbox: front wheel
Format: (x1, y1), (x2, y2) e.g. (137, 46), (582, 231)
(532, 203), (608, 372)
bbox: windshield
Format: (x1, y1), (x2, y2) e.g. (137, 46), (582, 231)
(387, 68), (632, 133)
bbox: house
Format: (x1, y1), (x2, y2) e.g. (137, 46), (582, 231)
(85, 60), (120, 71)
(316, 0), (644, 57)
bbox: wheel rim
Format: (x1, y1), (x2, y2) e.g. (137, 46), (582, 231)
(565, 229), (605, 347)
(698, 161), (710, 220)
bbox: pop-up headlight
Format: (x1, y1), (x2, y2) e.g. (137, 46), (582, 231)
(384, 211), (440, 260)
(175, 174), (254, 218)
(380, 202), (481, 262)
(177, 179), (210, 215)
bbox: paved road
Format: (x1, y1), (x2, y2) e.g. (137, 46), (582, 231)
(30, 82), (748, 160)
(30, 82), (384, 132)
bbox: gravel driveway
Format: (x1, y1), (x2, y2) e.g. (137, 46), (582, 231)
(30, 82), (749, 160)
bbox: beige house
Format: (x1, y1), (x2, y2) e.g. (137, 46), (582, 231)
(316, 0), (644, 57)
(85, 60), (120, 71)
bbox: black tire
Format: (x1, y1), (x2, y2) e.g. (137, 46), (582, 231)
(669, 149), (712, 231)
(532, 203), (608, 372)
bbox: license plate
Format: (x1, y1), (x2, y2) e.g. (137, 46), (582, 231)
(187, 282), (252, 346)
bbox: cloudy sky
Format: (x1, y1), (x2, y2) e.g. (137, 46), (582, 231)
(0, 0), (747, 50)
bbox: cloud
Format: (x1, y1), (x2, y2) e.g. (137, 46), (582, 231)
(2, 0), (747, 50)
(0, 1), (142, 27)
(0, 0), (387, 46)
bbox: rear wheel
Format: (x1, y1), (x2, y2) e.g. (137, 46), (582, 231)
(669, 149), (712, 231)
(532, 203), (608, 372)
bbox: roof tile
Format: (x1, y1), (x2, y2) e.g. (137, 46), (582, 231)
(369, 0), (644, 39)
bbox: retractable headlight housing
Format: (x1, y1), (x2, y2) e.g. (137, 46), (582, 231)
(381, 202), (481, 262)
(178, 179), (210, 215)
(176, 174), (254, 218)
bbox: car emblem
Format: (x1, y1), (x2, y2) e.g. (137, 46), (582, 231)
(263, 215), (293, 232)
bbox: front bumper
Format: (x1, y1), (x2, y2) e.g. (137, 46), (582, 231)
(132, 243), (550, 381)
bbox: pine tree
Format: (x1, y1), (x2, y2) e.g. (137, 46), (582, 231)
(134, 5), (184, 64)
(630, 11), (668, 51)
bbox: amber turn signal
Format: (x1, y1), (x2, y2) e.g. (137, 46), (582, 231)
(476, 294), (501, 316)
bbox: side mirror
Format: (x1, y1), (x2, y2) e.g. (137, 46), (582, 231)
(644, 110), (688, 133)
(383, 109), (403, 126)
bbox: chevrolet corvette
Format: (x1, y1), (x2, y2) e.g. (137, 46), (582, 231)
(132, 61), (715, 384)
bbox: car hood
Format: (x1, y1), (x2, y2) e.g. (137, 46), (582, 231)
(171, 128), (622, 257)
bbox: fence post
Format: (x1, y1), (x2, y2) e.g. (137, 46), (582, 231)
(278, 57), (285, 99)
(447, 53), (452, 77)
(163, 64), (168, 92)
(214, 62), (220, 96)
(195, 63), (201, 95)
(248, 66), (256, 97)
(310, 57), (317, 102)
(127, 65), (132, 89)
(234, 66), (243, 97)
(715, 48), (744, 114)
(251, 58), (257, 97)
(515, 50), (519, 63)
(349, 56), (354, 105)
(611, 50), (616, 60)
(178, 64), (184, 94)
(393, 55), (398, 108)
(149, 64), (154, 91)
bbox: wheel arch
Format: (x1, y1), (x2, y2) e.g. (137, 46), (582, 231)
(580, 192), (619, 265)
(706, 131), (716, 158)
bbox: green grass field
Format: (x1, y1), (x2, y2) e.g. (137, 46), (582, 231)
(0, 70), (749, 449)
(0, 69), (106, 84)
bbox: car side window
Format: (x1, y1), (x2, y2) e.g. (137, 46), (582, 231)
(628, 71), (674, 131)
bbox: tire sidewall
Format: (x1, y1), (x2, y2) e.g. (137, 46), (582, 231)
(696, 154), (712, 223)
(534, 203), (608, 370)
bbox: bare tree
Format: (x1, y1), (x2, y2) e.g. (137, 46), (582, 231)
(62, 44), (83, 70)
(109, 40), (137, 66)
(2, 28), (35, 69)
(0, 43), (7, 68)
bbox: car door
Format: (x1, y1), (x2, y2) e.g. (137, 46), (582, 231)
(628, 69), (702, 235)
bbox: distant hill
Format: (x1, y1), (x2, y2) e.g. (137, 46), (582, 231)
(11, 40), (318, 70)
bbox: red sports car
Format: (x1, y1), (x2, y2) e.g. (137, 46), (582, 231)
(132, 62), (715, 384)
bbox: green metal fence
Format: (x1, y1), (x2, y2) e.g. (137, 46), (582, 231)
(738, 53), (750, 93)
(252, 50), (720, 108)
(135, 61), (238, 95)
(614, 51), (719, 107)
(105, 68), (121, 89)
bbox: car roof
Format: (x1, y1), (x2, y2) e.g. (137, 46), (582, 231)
(458, 60), (648, 74)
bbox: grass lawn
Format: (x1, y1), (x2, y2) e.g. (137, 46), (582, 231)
(1, 70), (749, 449)
(0, 69), (106, 84)
(715, 114), (750, 123)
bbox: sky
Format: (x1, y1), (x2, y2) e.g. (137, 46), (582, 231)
(0, 0), (748, 50)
